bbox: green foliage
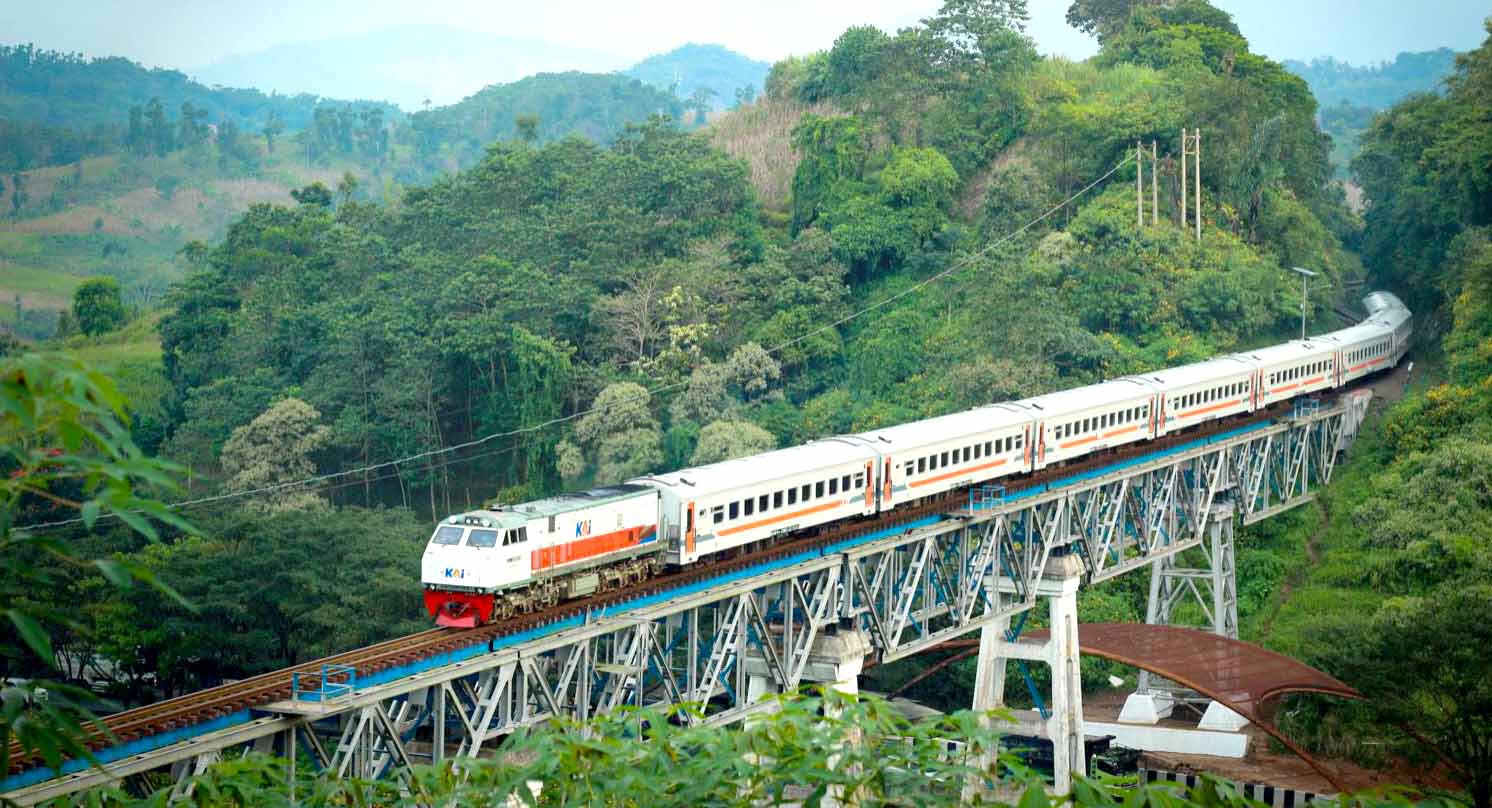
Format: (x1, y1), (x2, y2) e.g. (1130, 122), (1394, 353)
(219, 397), (331, 512)
(52, 688), (1451, 808)
(95, 507), (428, 693)
(408, 72), (684, 171)
(1, 353), (193, 775)
(691, 419), (776, 464)
(1354, 23), (1492, 315)
(70, 276), (124, 337)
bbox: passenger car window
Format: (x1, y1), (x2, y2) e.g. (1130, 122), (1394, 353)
(433, 526), (464, 545)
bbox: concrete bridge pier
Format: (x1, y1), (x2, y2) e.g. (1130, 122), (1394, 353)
(971, 553), (1087, 794)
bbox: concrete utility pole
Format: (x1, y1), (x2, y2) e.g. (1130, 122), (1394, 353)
(1179, 128), (1186, 230)
(1137, 140), (1143, 229)
(1194, 128), (1202, 242)
(1290, 266), (1317, 339)
(1178, 129), (1202, 240)
(1151, 140), (1158, 227)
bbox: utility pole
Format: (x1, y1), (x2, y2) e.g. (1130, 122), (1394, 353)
(1194, 128), (1202, 242)
(1151, 140), (1158, 227)
(1179, 128), (1186, 230)
(1137, 140), (1161, 231)
(1178, 129), (1202, 241)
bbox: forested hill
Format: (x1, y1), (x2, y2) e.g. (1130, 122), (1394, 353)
(1285, 49), (1457, 110)
(405, 72), (685, 173)
(1285, 49), (1458, 178)
(627, 43), (770, 111)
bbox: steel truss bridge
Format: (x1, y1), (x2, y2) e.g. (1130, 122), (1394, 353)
(5, 393), (1373, 805)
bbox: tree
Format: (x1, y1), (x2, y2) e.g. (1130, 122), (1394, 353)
(2, 354), (193, 776)
(71, 276), (125, 336)
(515, 114), (540, 144)
(687, 86), (718, 124)
(9, 171), (24, 215)
(261, 112), (283, 154)
(290, 181), (333, 207)
(691, 420), (776, 464)
(572, 383), (664, 484)
(1337, 586), (1492, 808)
(1065, 0), (1163, 42)
(921, 0), (1033, 68)
(219, 398), (331, 512)
(732, 84), (757, 109)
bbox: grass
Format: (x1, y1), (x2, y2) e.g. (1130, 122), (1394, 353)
(0, 144), (371, 340)
(708, 96), (840, 210)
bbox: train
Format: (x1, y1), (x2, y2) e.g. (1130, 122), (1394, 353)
(422, 292), (1412, 627)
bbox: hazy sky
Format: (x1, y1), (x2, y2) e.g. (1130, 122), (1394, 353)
(3, 0), (1488, 73)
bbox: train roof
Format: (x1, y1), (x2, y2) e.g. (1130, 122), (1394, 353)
(489, 483), (656, 522)
(852, 404), (1032, 447)
(1020, 379), (1152, 419)
(1127, 356), (1254, 389)
(634, 439), (874, 496)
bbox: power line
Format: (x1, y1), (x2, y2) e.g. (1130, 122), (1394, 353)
(16, 153), (1133, 534)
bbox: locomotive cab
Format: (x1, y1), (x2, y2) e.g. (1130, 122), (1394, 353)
(421, 511), (532, 627)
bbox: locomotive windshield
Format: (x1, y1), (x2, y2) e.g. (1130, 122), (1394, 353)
(466, 529), (500, 548)
(431, 525), (464, 545)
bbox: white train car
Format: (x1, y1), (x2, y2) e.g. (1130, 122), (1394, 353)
(1131, 357), (1255, 438)
(634, 440), (879, 566)
(846, 405), (1033, 509)
(1240, 339), (1338, 408)
(1025, 381), (1156, 468)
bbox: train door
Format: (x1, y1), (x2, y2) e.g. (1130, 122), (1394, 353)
(881, 457), (893, 510)
(685, 502), (695, 557)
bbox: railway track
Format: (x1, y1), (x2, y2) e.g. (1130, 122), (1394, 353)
(7, 400), (1300, 778)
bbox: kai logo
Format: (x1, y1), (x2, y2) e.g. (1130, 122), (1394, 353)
(443, 568), (467, 579)
(575, 520), (592, 537)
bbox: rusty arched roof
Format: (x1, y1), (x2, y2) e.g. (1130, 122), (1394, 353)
(1030, 623), (1361, 792)
(899, 623), (1362, 793)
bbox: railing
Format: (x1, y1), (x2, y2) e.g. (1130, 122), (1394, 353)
(291, 664), (357, 701)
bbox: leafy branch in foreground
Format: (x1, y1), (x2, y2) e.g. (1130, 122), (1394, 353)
(66, 689), (1465, 807)
(1, 353), (196, 776)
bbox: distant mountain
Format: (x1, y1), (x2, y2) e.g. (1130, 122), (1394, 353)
(1285, 49), (1457, 110)
(194, 26), (627, 111)
(409, 71), (684, 171)
(626, 44), (769, 111)
(0, 43), (391, 134)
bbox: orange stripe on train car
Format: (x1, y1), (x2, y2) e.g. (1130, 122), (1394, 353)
(1058, 435), (1098, 450)
(1270, 382), (1299, 394)
(1347, 358), (1385, 372)
(1178, 398), (1244, 419)
(908, 458), (1008, 489)
(1102, 424), (1141, 439)
(717, 499), (844, 537)
(532, 524), (649, 571)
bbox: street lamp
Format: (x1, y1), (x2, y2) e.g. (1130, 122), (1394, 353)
(1289, 266), (1317, 340)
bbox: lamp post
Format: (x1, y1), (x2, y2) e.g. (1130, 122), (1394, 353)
(1289, 266), (1317, 340)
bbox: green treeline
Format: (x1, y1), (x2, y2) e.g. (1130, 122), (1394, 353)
(0, 43), (398, 172)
